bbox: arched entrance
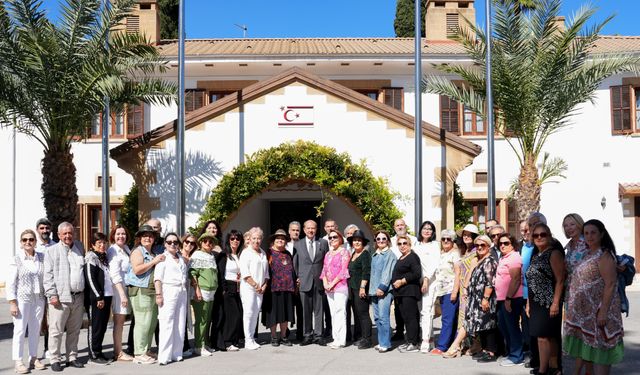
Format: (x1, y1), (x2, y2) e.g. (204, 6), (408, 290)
(195, 141), (402, 237)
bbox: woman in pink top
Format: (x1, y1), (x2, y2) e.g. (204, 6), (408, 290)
(495, 233), (524, 366)
(320, 230), (350, 349)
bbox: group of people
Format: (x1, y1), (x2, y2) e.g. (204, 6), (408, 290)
(6, 213), (629, 375)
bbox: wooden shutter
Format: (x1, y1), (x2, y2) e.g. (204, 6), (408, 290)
(611, 85), (633, 134)
(126, 16), (139, 34)
(382, 88), (403, 111)
(440, 95), (460, 134)
(446, 13), (460, 37)
(185, 89), (207, 112)
(126, 103), (144, 137)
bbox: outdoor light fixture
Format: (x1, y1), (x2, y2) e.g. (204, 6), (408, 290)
(601, 196), (607, 209)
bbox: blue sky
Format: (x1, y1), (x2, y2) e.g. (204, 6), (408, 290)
(39, 0), (639, 38)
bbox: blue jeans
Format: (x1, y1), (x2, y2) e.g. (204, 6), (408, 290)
(436, 293), (459, 351)
(497, 298), (524, 363)
(371, 293), (393, 349)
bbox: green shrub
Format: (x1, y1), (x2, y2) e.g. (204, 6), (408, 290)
(120, 184), (139, 247)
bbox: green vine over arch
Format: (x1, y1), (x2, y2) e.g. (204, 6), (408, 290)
(196, 140), (403, 233)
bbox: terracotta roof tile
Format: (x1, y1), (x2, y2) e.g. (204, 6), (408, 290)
(155, 36), (640, 58)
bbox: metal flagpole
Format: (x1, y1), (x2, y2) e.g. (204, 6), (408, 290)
(485, 0), (496, 220)
(414, 0), (423, 231)
(101, 0), (110, 236)
(176, 0), (186, 234)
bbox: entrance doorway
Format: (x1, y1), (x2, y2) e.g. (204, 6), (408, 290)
(269, 200), (321, 235)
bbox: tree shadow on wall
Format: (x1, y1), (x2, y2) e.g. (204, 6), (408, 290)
(146, 149), (224, 213)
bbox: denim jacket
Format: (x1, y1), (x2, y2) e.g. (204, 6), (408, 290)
(368, 247), (397, 296)
(124, 245), (154, 289)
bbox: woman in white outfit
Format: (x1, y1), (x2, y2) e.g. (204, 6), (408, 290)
(7, 229), (46, 374)
(107, 225), (133, 361)
(239, 227), (269, 350)
(154, 233), (188, 365)
(414, 221), (441, 353)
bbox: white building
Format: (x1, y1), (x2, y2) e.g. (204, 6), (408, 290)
(2, 0), (640, 285)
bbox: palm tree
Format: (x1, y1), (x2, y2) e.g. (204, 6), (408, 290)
(0, 0), (175, 232)
(424, 0), (638, 220)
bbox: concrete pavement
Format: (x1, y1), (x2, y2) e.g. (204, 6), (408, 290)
(0, 293), (639, 374)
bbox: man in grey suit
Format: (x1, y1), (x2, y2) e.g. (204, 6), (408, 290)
(294, 220), (329, 346)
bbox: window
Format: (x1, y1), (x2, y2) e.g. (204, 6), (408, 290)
(474, 171), (488, 184)
(446, 14), (460, 37)
(440, 95), (486, 136)
(126, 16), (139, 34)
(355, 89), (380, 101)
(610, 85), (639, 134)
(209, 90), (235, 104)
(126, 103), (144, 138)
(382, 88), (403, 111)
(75, 204), (122, 246)
(89, 107), (134, 138)
(185, 89), (207, 112)
(466, 200), (501, 233)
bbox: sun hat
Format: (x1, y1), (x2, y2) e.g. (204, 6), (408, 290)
(347, 230), (370, 247)
(135, 224), (156, 238)
(269, 229), (290, 242)
(198, 232), (219, 246)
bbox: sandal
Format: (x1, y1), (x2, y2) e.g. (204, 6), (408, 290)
(117, 352), (134, 361)
(14, 361), (29, 374)
(442, 347), (461, 358)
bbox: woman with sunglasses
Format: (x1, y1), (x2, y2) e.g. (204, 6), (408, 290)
(347, 230), (372, 349)
(414, 221), (440, 353)
(526, 223), (565, 375)
(391, 234), (422, 353)
(189, 232), (219, 356)
(431, 229), (460, 355)
(464, 235), (499, 362)
(368, 230), (397, 353)
(495, 233), (524, 367)
(218, 230), (244, 351)
(8, 230), (46, 373)
(180, 233), (198, 357)
(154, 233), (188, 365)
(320, 230), (350, 349)
(85, 232), (113, 365)
(107, 225), (134, 361)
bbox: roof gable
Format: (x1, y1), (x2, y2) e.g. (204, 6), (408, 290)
(110, 67), (481, 161)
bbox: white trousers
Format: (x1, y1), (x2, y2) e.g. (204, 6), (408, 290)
(12, 297), (45, 360)
(157, 285), (187, 363)
(420, 280), (438, 345)
(240, 288), (263, 342)
(327, 291), (348, 346)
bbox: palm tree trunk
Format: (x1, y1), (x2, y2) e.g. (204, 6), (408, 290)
(515, 155), (541, 222)
(41, 146), (78, 240)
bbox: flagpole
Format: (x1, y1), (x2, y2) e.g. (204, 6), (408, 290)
(485, 0), (496, 220)
(176, 0), (186, 234)
(414, 0), (423, 231)
(101, 0), (110, 236)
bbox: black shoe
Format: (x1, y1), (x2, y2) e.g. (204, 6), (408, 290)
(300, 337), (314, 346)
(316, 337), (328, 346)
(472, 351), (486, 360)
(477, 353), (498, 363)
(530, 369), (540, 375)
(66, 360), (84, 368)
(90, 356), (110, 366)
(280, 338), (293, 347)
(271, 337), (280, 347)
(51, 362), (63, 372)
(391, 333), (405, 341)
(358, 339), (372, 350)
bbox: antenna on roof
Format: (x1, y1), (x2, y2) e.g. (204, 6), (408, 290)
(234, 24), (248, 38)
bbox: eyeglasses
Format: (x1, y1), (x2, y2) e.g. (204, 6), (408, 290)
(201, 239), (214, 244)
(397, 241), (409, 246)
(184, 240), (196, 246)
(499, 241), (511, 247)
(165, 240), (179, 246)
(21, 238), (36, 243)
(441, 238), (452, 242)
(328, 235), (339, 240)
(490, 233), (501, 238)
(375, 237), (388, 242)
(476, 243), (488, 248)
(532, 232), (548, 239)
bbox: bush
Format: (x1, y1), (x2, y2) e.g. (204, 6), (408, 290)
(120, 184), (139, 247)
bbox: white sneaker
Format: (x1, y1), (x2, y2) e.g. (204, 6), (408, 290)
(226, 345), (240, 352)
(195, 347), (213, 357)
(44, 351), (51, 359)
(244, 340), (260, 350)
(420, 341), (431, 353)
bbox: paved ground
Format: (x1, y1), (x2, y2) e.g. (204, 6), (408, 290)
(0, 293), (639, 375)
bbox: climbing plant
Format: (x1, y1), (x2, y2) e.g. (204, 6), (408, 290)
(196, 141), (403, 233)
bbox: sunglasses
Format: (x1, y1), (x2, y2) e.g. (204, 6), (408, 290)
(328, 235), (339, 240)
(166, 240), (179, 246)
(184, 240), (196, 246)
(441, 238), (452, 242)
(397, 241), (409, 246)
(532, 232), (549, 239)
(490, 233), (501, 238)
(499, 241), (511, 247)
(375, 237), (388, 242)
(476, 243), (488, 248)
(229, 237), (241, 241)
(21, 238), (36, 243)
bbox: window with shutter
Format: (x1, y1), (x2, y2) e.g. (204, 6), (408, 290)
(382, 88), (403, 111)
(185, 89), (207, 112)
(463, 105), (486, 135)
(446, 13), (460, 37)
(126, 16), (139, 34)
(440, 95), (460, 134)
(127, 103), (144, 138)
(610, 85), (633, 134)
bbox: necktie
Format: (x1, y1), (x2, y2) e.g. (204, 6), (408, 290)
(309, 240), (315, 260)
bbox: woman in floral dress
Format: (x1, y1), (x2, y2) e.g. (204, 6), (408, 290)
(564, 219), (623, 375)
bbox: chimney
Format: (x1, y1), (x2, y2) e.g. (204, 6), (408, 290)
(425, 0), (476, 40)
(122, 0), (161, 44)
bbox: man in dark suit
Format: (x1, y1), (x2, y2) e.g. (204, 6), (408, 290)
(294, 220), (329, 346)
